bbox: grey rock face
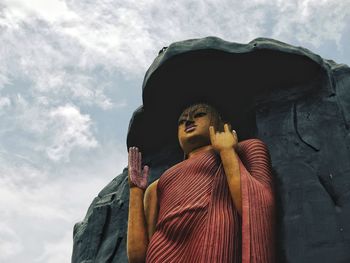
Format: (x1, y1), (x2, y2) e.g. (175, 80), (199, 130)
(72, 37), (350, 263)
(255, 65), (350, 262)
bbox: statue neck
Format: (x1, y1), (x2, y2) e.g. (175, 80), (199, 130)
(187, 145), (214, 159)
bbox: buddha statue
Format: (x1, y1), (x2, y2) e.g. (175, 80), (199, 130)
(127, 103), (275, 263)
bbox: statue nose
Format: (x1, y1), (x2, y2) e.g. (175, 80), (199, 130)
(185, 117), (194, 126)
(186, 113), (195, 121)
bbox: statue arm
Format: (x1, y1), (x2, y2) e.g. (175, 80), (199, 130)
(127, 187), (148, 263)
(219, 148), (242, 215)
(127, 179), (159, 263)
(144, 180), (159, 241)
(210, 124), (242, 215)
(219, 139), (274, 216)
(127, 147), (149, 263)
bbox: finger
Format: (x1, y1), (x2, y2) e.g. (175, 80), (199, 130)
(129, 147), (135, 167)
(209, 126), (215, 141)
(138, 151), (142, 171)
(224, 123), (230, 133)
(128, 147), (132, 167)
(232, 129), (237, 138)
(130, 166), (135, 181)
(132, 147), (138, 169)
(135, 147), (139, 161)
(129, 147), (135, 180)
(142, 165), (150, 178)
(130, 147), (135, 167)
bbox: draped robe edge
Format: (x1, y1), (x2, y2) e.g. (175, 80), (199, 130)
(238, 139), (276, 263)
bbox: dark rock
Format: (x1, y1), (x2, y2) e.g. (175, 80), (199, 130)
(72, 37), (350, 263)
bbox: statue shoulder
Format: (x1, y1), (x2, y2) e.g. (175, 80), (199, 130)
(145, 179), (159, 197)
(237, 139), (271, 160)
(238, 138), (269, 150)
(149, 179), (159, 188)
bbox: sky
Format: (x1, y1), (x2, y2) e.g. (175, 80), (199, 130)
(0, 0), (349, 262)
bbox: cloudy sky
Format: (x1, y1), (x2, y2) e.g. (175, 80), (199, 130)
(0, 0), (349, 262)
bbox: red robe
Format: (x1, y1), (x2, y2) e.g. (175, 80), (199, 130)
(146, 139), (275, 263)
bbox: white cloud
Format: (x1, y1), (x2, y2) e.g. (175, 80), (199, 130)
(0, 141), (127, 263)
(271, 0), (350, 48)
(0, 223), (22, 260)
(0, 95), (98, 162)
(47, 104), (98, 161)
(0, 96), (10, 110)
(0, 72), (11, 88)
(2, 0), (79, 23)
(35, 232), (72, 263)
(0, 12), (118, 110)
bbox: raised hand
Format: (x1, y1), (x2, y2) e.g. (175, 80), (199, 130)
(128, 147), (149, 190)
(209, 123), (238, 153)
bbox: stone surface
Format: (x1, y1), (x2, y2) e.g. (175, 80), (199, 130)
(72, 37), (350, 263)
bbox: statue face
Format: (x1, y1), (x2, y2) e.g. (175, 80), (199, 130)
(177, 104), (218, 154)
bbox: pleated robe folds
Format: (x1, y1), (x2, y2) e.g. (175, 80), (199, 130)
(146, 139), (275, 263)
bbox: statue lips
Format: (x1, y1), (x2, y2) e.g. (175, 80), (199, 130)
(185, 124), (196, 133)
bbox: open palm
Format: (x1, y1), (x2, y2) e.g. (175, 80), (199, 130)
(128, 147), (149, 190)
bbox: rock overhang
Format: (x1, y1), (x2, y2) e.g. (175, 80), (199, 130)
(127, 36), (330, 156)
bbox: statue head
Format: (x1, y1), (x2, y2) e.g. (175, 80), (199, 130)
(177, 103), (226, 156)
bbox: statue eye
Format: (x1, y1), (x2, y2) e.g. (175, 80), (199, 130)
(194, 112), (206, 118)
